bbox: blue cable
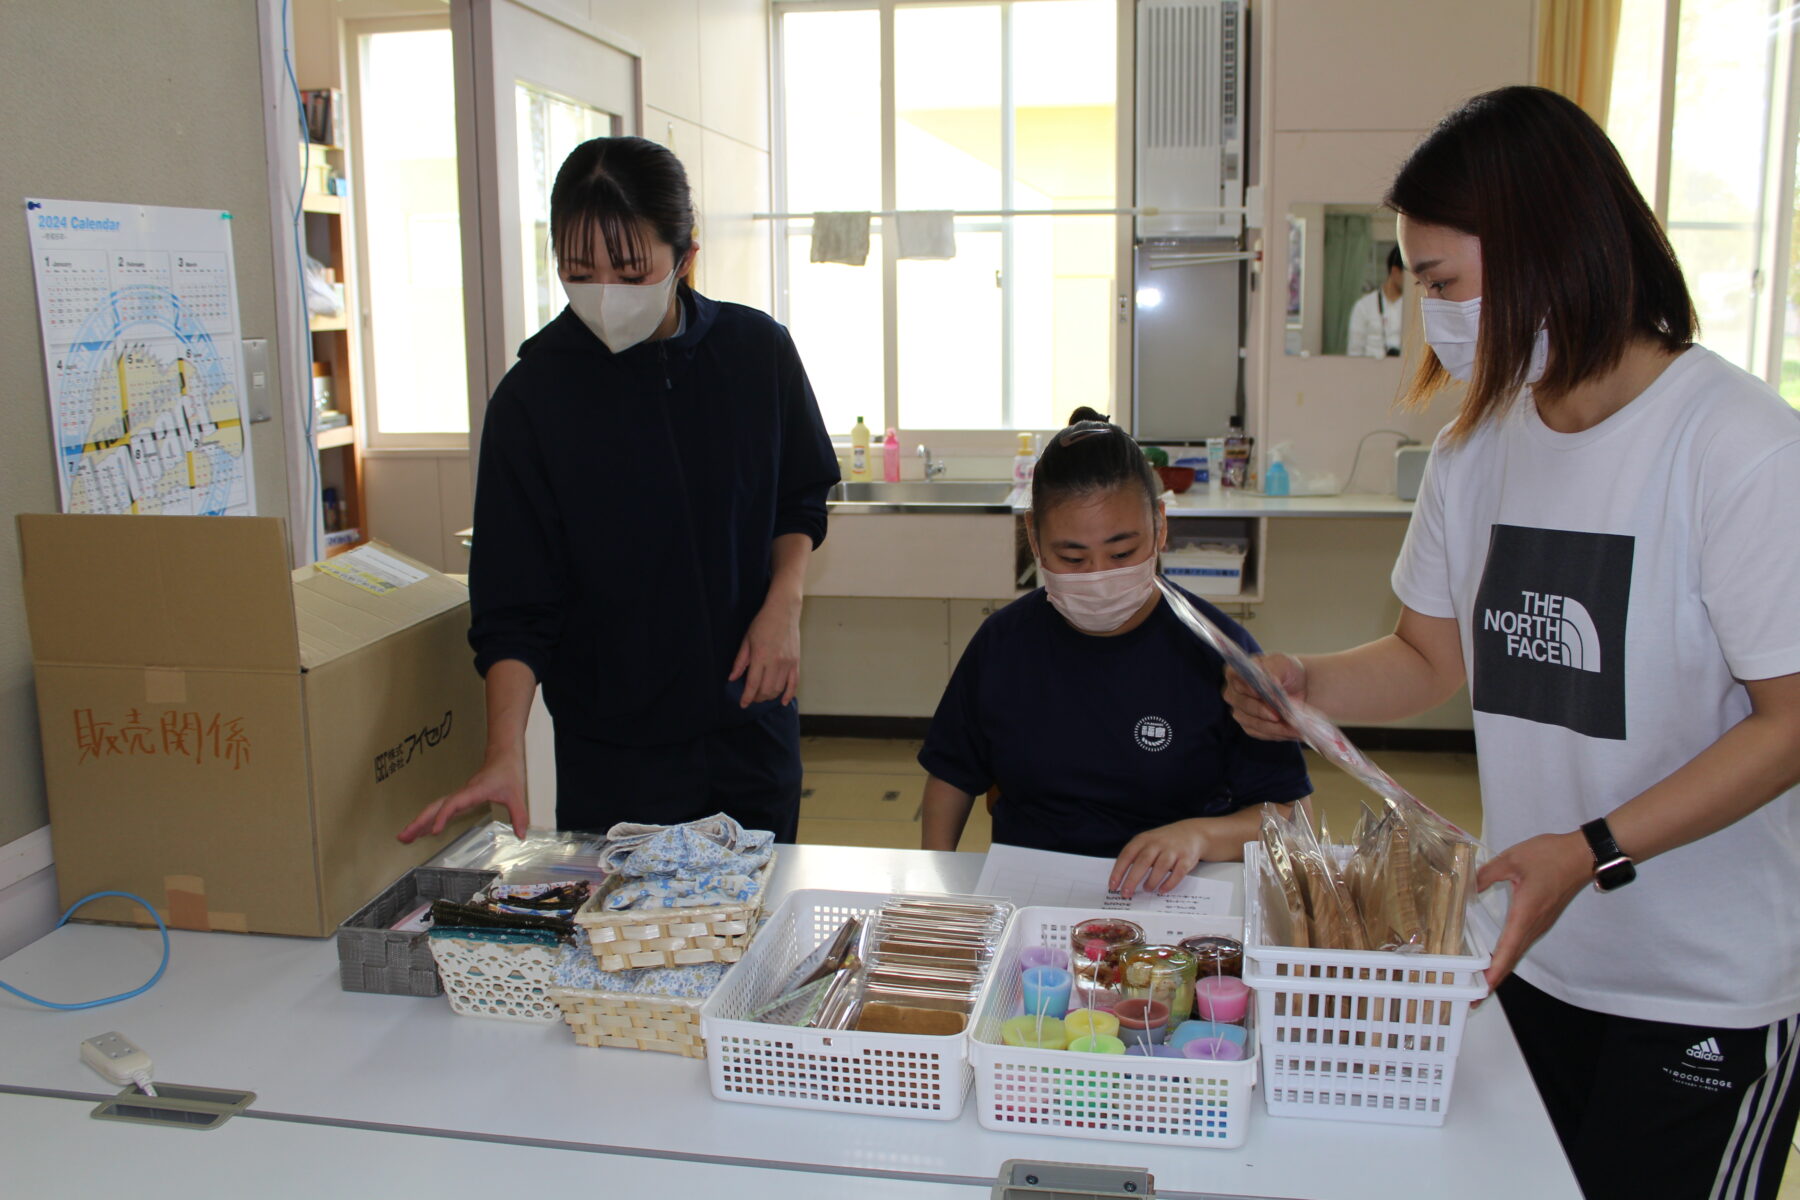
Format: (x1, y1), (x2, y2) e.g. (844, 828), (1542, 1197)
(0, 891), (170, 1011)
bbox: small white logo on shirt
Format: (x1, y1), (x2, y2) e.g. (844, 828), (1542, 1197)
(1686, 1038), (1725, 1064)
(1481, 590), (1602, 672)
(1134, 716), (1172, 752)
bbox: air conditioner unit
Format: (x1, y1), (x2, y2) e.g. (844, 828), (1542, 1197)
(1135, 0), (1245, 240)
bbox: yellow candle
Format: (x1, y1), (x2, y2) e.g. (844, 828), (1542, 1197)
(1063, 1008), (1121, 1040)
(1001, 1015), (1068, 1049)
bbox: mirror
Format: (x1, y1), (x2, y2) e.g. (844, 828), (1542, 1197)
(1282, 204), (1405, 357)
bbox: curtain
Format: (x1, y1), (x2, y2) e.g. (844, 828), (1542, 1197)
(1537, 0), (1624, 126)
(1321, 213), (1370, 357)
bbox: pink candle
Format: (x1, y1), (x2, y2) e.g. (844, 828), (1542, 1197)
(1194, 975), (1250, 1024)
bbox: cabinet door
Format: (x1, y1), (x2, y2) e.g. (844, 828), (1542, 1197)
(799, 598), (951, 718)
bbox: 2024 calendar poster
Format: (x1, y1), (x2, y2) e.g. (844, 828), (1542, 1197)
(25, 198), (257, 517)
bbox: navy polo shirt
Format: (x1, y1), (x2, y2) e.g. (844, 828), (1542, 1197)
(919, 585), (1312, 858)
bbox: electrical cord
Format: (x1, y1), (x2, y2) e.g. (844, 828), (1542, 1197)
(0, 891), (170, 1011)
(1333, 428), (1420, 496)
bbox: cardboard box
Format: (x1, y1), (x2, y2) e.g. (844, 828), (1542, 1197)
(18, 515), (487, 937)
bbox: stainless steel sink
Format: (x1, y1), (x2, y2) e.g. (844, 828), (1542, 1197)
(828, 481), (1017, 513)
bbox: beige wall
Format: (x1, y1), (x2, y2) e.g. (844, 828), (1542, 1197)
(1252, 0), (1535, 493)
(355, 0), (775, 572)
(0, 1), (293, 846)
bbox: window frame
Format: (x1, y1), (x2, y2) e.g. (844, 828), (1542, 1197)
(1615, 0), (1800, 388)
(771, 0), (1136, 451)
(346, 14), (472, 454)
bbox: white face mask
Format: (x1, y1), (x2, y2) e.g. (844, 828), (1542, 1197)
(1040, 554), (1160, 634)
(1419, 296), (1547, 385)
(563, 266), (680, 353)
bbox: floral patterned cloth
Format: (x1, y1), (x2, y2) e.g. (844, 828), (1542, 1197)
(599, 815), (774, 911)
(551, 938), (728, 999)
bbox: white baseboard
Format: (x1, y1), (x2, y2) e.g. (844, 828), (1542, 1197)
(0, 864), (61, 961)
(0, 826), (53, 892)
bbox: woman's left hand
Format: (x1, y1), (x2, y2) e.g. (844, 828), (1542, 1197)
(731, 594), (802, 707)
(1475, 830), (1593, 990)
(1109, 820), (1215, 899)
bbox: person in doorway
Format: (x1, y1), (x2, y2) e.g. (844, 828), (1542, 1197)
(1345, 244), (1406, 357)
(399, 136), (838, 847)
(919, 407), (1312, 896)
(1225, 87), (1800, 1200)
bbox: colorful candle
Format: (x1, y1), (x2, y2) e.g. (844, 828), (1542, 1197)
(1194, 975), (1251, 1024)
(1180, 1036), (1246, 1062)
(1022, 966), (1074, 1019)
(1063, 1008), (1121, 1040)
(1112, 997), (1171, 1047)
(1067, 1034), (1126, 1055)
(1001, 1015), (1068, 1049)
(1017, 945), (1064, 973)
(1168, 1019), (1248, 1050)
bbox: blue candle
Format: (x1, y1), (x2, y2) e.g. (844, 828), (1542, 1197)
(1021, 966), (1073, 1019)
(1168, 1020), (1248, 1050)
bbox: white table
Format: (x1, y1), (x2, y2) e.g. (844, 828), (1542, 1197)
(0, 845), (1578, 1199)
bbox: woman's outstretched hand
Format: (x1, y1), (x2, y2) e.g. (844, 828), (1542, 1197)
(1222, 653), (1307, 741)
(397, 750), (527, 843)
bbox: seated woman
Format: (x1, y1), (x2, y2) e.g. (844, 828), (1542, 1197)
(919, 409), (1312, 897)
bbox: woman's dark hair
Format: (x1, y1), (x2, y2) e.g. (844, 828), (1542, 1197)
(550, 136), (696, 273)
(1385, 86), (1694, 440)
(1030, 406), (1161, 519)
(1386, 244), (1405, 274)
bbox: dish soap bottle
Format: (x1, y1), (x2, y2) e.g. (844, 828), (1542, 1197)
(1265, 444), (1290, 496)
(850, 416), (872, 481)
(883, 428), (901, 482)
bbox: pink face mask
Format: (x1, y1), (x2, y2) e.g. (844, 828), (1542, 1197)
(1040, 554), (1159, 634)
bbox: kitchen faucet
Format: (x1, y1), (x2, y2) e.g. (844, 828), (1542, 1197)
(918, 444), (946, 480)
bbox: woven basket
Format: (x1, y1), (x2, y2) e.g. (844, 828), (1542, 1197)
(549, 987), (707, 1058)
(573, 854), (774, 972)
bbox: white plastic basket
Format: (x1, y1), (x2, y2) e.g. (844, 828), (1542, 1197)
(700, 889), (1009, 1121)
(1242, 842), (1491, 1126)
(968, 907), (1257, 1149)
(427, 932), (563, 1023)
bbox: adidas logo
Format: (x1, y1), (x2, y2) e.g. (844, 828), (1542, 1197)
(1687, 1038), (1725, 1064)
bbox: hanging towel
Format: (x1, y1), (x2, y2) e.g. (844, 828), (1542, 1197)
(809, 212), (871, 265)
(894, 210), (957, 260)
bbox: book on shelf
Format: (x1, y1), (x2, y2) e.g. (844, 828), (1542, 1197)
(300, 88), (345, 147)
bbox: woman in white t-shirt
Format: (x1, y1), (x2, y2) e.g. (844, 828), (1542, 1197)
(1227, 87), (1800, 1200)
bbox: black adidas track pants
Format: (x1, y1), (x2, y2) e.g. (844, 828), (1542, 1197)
(1500, 975), (1800, 1200)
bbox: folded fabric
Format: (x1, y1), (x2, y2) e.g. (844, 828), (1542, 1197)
(605, 872), (765, 911)
(597, 814), (773, 911)
(552, 939), (729, 999)
(893, 210), (956, 260)
(809, 211), (871, 265)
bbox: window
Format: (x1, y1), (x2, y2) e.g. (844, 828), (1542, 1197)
(516, 84), (616, 338)
(776, 0), (1122, 438)
(352, 25), (470, 443)
(1608, 0), (1800, 406)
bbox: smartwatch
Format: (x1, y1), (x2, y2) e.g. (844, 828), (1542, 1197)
(1580, 818), (1637, 892)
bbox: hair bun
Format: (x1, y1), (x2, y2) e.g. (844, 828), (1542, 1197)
(1067, 406), (1111, 425)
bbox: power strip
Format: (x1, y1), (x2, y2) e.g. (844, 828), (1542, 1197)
(81, 1032), (156, 1096)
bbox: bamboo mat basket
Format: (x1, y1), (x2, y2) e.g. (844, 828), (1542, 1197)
(548, 986), (706, 1058)
(571, 852), (774, 971)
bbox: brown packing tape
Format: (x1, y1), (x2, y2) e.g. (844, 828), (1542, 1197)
(165, 874), (211, 931)
(143, 667), (187, 704)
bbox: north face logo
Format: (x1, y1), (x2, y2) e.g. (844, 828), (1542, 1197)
(1471, 525), (1633, 740)
(1687, 1038), (1725, 1064)
(1482, 592), (1602, 672)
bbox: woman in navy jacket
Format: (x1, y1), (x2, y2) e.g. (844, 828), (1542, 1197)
(400, 137), (838, 844)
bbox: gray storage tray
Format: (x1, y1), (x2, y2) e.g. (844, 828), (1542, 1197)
(336, 865), (498, 996)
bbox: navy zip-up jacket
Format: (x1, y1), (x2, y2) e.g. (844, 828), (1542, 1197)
(467, 285), (840, 746)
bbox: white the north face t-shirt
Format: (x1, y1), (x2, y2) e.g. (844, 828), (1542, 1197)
(1392, 345), (1800, 1028)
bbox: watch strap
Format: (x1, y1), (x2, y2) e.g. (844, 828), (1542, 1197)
(1580, 818), (1637, 892)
